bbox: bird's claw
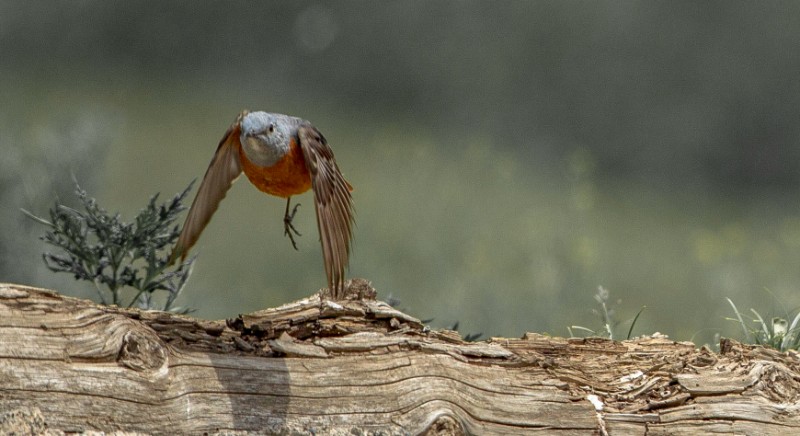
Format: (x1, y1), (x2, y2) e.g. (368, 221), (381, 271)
(284, 203), (302, 250)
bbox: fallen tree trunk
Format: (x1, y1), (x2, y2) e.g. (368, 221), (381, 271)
(0, 280), (798, 435)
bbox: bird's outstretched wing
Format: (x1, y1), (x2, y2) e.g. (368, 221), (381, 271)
(171, 112), (246, 263)
(297, 124), (355, 296)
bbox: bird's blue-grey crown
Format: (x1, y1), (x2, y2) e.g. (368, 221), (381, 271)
(240, 112), (305, 167)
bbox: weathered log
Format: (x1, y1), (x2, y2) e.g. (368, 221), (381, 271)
(0, 280), (798, 435)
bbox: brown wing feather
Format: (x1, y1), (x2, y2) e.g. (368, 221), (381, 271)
(170, 112), (246, 263)
(297, 125), (354, 297)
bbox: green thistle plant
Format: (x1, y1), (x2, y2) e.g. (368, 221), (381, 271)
(23, 181), (196, 313)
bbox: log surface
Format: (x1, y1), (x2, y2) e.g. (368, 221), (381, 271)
(0, 280), (798, 435)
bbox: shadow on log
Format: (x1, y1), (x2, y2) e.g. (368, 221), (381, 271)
(1, 279), (799, 435)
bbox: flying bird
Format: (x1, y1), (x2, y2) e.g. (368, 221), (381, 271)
(171, 110), (354, 297)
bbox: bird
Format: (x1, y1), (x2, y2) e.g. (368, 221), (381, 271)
(170, 110), (354, 298)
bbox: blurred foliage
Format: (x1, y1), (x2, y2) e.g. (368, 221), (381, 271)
(0, 109), (118, 294)
(24, 182), (195, 313)
(2, 2), (800, 345)
(4, 2), (800, 189)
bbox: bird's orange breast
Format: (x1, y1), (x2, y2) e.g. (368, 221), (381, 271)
(239, 137), (312, 198)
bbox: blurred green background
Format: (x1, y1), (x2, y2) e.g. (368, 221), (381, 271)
(3, 1), (800, 345)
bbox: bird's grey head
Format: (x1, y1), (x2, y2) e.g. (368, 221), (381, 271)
(240, 112), (303, 167)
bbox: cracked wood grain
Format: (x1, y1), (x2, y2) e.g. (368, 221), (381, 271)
(1, 281), (799, 435)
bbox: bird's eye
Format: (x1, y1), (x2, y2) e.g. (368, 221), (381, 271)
(268, 124), (275, 133)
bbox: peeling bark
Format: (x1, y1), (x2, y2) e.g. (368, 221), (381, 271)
(0, 280), (798, 435)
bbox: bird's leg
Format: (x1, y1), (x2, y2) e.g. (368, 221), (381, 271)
(283, 197), (302, 250)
